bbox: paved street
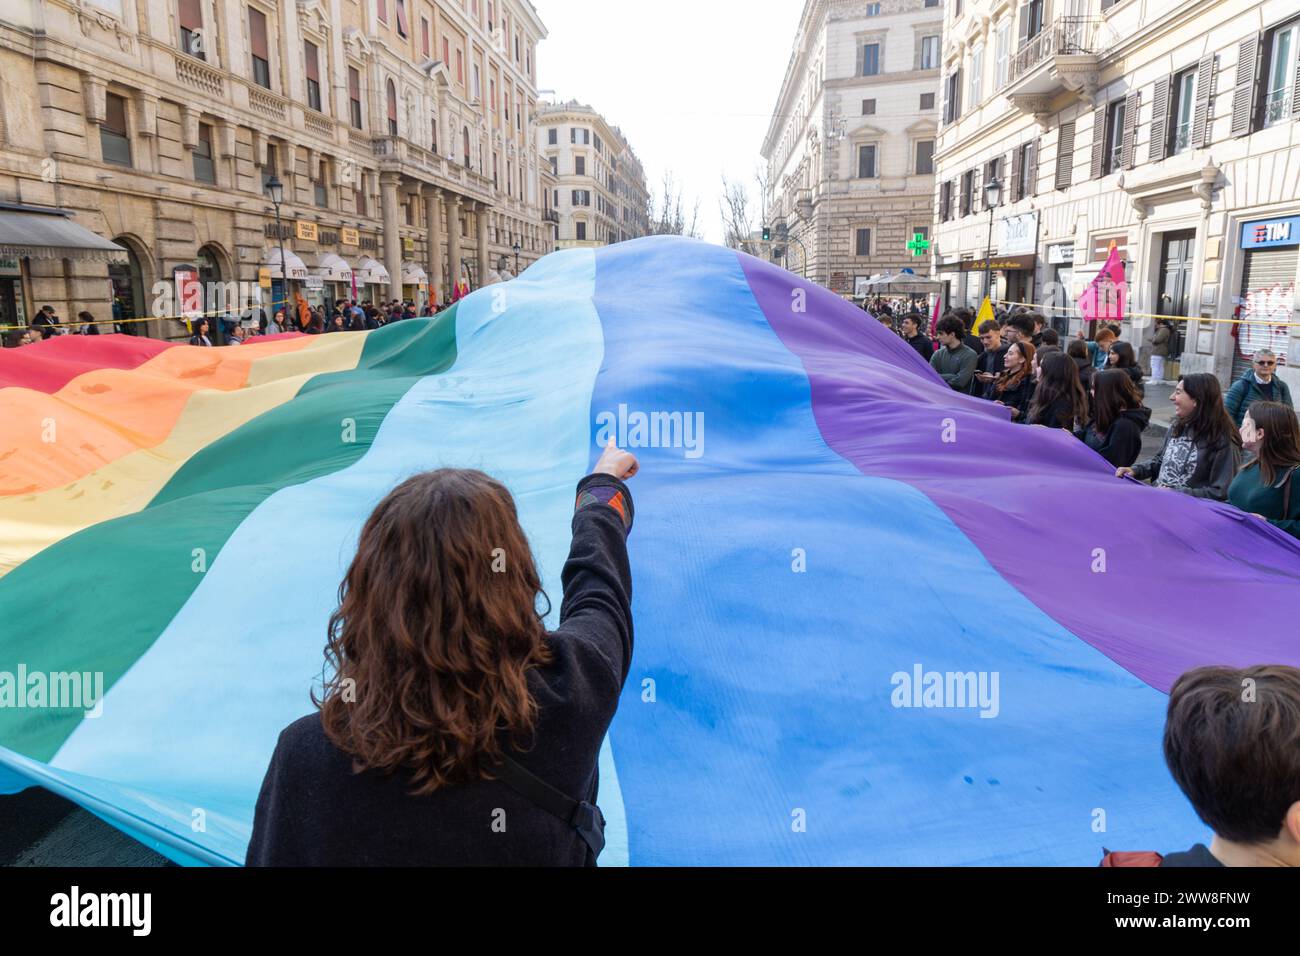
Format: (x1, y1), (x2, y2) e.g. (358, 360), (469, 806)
(0, 789), (170, 867)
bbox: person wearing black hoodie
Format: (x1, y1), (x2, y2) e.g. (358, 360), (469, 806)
(1106, 341), (1146, 399)
(991, 340), (1036, 421)
(1077, 370), (1150, 468)
(1026, 351), (1089, 430)
(1118, 373), (1241, 499)
(900, 312), (932, 361)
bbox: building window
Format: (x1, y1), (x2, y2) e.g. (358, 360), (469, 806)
(1104, 98), (1126, 173)
(315, 180), (328, 208)
(386, 79), (398, 135)
(960, 169), (975, 215)
(193, 122), (216, 183)
(463, 127), (471, 167)
(443, 37), (449, 65)
(969, 43), (984, 106)
(575, 155), (585, 175)
(1262, 19), (1299, 127)
(101, 92), (131, 167)
(348, 67), (363, 128)
(476, 67), (483, 103)
(261, 144), (276, 193)
(249, 7), (271, 89)
(572, 190), (590, 206)
(548, 128), (557, 145)
(862, 98), (876, 115)
(995, 19), (1011, 88)
(862, 43), (880, 76)
(304, 42), (322, 112)
(456, 49), (463, 85)
(549, 156), (557, 174)
(925, 0), (939, 6)
(377, 0), (387, 23)
(866, 2), (881, 15)
(571, 127), (591, 145)
(180, 0), (204, 59)
(944, 69), (963, 122)
(1015, 142), (1034, 197)
(855, 228), (871, 256)
(395, 0), (409, 38)
(920, 92), (935, 110)
(1023, 0), (1045, 41)
(921, 35), (940, 70)
(915, 140), (935, 175)
(355, 187), (367, 217)
(857, 144), (878, 178)
(421, 17), (430, 57)
(1169, 66), (1197, 154)
(576, 221), (587, 241)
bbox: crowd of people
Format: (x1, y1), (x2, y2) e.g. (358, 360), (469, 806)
(882, 303), (1300, 539)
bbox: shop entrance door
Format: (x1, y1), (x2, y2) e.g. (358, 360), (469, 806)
(1157, 230), (1196, 360)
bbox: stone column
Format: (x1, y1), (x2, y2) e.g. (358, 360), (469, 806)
(446, 194), (463, 291)
(423, 184), (444, 302)
(476, 202), (490, 287)
(380, 172), (402, 302)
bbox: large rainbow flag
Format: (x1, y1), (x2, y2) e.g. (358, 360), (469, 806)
(2, 237), (1298, 866)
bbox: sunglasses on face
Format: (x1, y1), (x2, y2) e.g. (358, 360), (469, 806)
(1256, 360), (1276, 367)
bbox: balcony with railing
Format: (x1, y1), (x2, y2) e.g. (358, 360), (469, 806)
(1000, 17), (1102, 116)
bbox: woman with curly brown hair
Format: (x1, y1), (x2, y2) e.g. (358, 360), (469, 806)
(246, 442), (639, 866)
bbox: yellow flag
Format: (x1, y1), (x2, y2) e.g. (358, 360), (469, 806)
(972, 297), (994, 335)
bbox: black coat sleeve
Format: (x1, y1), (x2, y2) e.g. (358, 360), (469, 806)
(245, 728), (301, 867)
(1181, 440), (1239, 500)
(1098, 418), (1143, 469)
(554, 474), (635, 690)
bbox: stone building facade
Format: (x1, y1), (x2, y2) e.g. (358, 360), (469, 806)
(0, 0), (552, 341)
(536, 100), (649, 249)
(762, 0), (942, 294)
(933, 0), (1300, 390)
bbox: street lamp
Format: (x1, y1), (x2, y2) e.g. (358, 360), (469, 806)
(983, 176), (1003, 301)
(265, 175), (287, 323)
(512, 241), (521, 274)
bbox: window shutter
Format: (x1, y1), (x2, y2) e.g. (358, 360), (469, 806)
(1192, 54), (1215, 147)
(954, 68), (963, 118)
(1121, 91), (1140, 169)
(387, 81), (397, 122)
(304, 43), (320, 82)
(1149, 74), (1171, 162)
(1055, 120), (1075, 190)
(1017, 1), (1031, 45)
(1230, 35), (1259, 137)
(940, 181), (950, 220)
(249, 8), (269, 59)
(1009, 145), (1023, 202)
(348, 67), (361, 100)
(1089, 107), (1106, 179)
(179, 0), (202, 32)
(1292, 39), (1300, 119)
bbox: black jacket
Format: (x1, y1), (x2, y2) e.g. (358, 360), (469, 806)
(1131, 427), (1241, 500)
(1027, 393), (1082, 430)
(245, 474), (634, 866)
(971, 345), (1006, 397)
(1077, 406), (1151, 468)
(994, 375), (1036, 422)
(905, 333), (933, 362)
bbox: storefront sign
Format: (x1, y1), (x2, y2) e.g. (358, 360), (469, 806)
(998, 212), (1038, 257)
(0, 258), (21, 277)
(258, 267), (272, 289)
(1047, 243), (1075, 265)
(403, 237), (415, 253)
(1240, 216), (1300, 249)
(296, 221), (319, 242)
(304, 276), (324, 290)
(959, 254), (1036, 272)
(263, 223), (293, 240)
(341, 228), (360, 246)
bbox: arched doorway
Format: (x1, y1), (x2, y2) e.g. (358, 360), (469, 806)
(108, 237), (149, 336)
(196, 244), (228, 343)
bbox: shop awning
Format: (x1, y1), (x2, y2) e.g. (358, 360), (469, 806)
(354, 257), (390, 285)
(401, 262), (428, 285)
(0, 205), (128, 263)
(264, 247), (309, 279)
(304, 252), (353, 282)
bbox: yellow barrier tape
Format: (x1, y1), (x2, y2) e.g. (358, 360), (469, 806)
(998, 299), (1300, 328)
(1, 299), (294, 334)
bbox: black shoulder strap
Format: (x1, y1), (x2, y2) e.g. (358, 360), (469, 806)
(487, 755), (606, 858)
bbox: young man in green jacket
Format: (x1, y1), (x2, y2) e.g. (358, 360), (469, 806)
(930, 314), (978, 391)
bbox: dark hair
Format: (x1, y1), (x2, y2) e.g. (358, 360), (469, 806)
(317, 469), (553, 794)
(1066, 338), (1090, 361)
(935, 315), (966, 338)
(1007, 315), (1034, 338)
(978, 322), (1002, 339)
(1164, 665), (1300, 843)
(1024, 311), (1046, 329)
(1091, 369), (1142, 434)
(1109, 341), (1138, 368)
(901, 312), (921, 330)
(1039, 328), (1060, 347)
(1173, 373), (1241, 450)
(1029, 351), (1089, 428)
(1242, 401), (1300, 486)
(995, 340), (1035, 393)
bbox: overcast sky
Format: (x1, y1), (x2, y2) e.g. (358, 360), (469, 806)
(534, 0), (804, 243)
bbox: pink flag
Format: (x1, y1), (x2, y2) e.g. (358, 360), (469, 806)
(1078, 245), (1126, 325)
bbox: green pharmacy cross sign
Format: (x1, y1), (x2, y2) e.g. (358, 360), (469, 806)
(907, 233), (930, 257)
